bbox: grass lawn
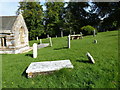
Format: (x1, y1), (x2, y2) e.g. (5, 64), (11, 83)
(2, 30), (119, 88)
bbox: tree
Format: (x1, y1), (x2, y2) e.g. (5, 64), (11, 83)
(93, 2), (120, 31)
(44, 2), (65, 37)
(17, 0), (44, 40)
(66, 2), (101, 34)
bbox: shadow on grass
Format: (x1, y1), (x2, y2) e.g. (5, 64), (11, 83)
(25, 54), (33, 58)
(54, 46), (68, 50)
(76, 60), (92, 64)
(22, 67), (28, 78)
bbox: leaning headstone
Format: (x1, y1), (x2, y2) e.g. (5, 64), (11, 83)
(61, 31), (63, 37)
(47, 34), (49, 38)
(68, 35), (70, 48)
(40, 39), (42, 44)
(36, 37), (38, 40)
(93, 30), (96, 37)
(49, 37), (52, 47)
(33, 43), (37, 58)
(94, 40), (97, 44)
(86, 52), (95, 64)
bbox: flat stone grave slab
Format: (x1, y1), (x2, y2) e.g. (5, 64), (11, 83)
(26, 60), (74, 78)
(37, 43), (49, 49)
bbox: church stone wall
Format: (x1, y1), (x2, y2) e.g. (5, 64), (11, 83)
(0, 14), (30, 54)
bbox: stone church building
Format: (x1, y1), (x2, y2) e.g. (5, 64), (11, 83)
(0, 14), (30, 54)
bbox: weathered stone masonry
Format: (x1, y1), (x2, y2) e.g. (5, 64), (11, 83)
(0, 14), (30, 54)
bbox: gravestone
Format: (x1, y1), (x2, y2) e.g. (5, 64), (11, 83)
(56, 35), (57, 38)
(93, 30), (96, 37)
(26, 60), (74, 78)
(40, 39), (42, 44)
(80, 32), (83, 39)
(47, 34), (49, 38)
(86, 52), (95, 64)
(61, 31), (63, 37)
(36, 37), (38, 40)
(49, 37), (52, 47)
(33, 43), (37, 58)
(68, 35), (70, 48)
(94, 40), (97, 44)
(73, 32), (75, 35)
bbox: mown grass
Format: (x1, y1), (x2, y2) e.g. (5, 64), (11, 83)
(2, 30), (119, 88)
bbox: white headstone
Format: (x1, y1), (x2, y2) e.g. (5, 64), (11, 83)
(33, 43), (37, 58)
(94, 40), (97, 44)
(56, 35), (57, 38)
(36, 37), (38, 40)
(40, 39), (42, 44)
(68, 35), (70, 48)
(93, 30), (96, 37)
(86, 52), (95, 64)
(61, 31), (63, 37)
(49, 37), (52, 47)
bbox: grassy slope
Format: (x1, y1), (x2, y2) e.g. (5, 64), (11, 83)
(2, 31), (118, 88)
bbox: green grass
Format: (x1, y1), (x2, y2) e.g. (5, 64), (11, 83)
(2, 31), (119, 88)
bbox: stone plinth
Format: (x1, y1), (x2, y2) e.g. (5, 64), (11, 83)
(26, 60), (74, 78)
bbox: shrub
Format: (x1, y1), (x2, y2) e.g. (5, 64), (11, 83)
(81, 25), (97, 35)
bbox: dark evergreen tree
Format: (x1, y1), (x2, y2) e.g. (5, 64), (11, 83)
(44, 2), (64, 37)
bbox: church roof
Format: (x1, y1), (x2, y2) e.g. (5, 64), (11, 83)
(0, 16), (17, 30)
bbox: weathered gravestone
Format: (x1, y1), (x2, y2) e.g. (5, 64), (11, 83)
(93, 30), (96, 37)
(80, 32), (83, 39)
(36, 37), (38, 40)
(68, 35), (70, 48)
(33, 43), (37, 58)
(94, 40), (97, 44)
(47, 34), (49, 38)
(49, 37), (52, 47)
(86, 52), (95, 64)
(73, 32), (75, 35)
(40, 39), (42, 44)
(61, 31), (63, 37)
(26, 60), (74, 78)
